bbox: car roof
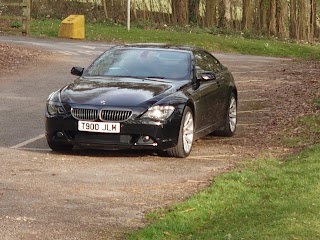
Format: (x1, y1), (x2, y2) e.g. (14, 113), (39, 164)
(113, 43), (198, 52)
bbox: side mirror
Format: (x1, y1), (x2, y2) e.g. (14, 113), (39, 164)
(197, 71), (216, 81)
(71, 67), (84, 76)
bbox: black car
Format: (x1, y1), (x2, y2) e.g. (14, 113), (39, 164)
(45, 44), (237, 158)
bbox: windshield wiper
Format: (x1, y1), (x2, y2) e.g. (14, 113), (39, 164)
(103, 75), (144, 79)
(144, 76), (166, 80)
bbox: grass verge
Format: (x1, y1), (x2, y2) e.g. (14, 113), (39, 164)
(31, 19), (320, 60)
(127, 144), (320, 240)
(282, 114), (320, 148)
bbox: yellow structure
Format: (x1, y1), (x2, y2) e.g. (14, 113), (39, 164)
(58, 15), (85, 39)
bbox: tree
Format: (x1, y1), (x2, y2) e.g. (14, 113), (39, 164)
(289, 0), (298, 39)
(297, 0), (307, 40)
(189, 0), (200, 24)
(242, 0), (252, 31)
(310, 0), (317, 40)
(172, 0), (189, 25)
(258, 0), (269, 34)
(269, 0), (277, 36)
(205, 0), (217, 27)
(102, 0), (108, 20)
(220, 0), (232, 28)
(276, 0), (288, 38)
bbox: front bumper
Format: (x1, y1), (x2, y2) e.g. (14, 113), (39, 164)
(45, 112), (182, 151)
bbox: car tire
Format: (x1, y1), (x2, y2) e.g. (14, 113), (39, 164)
(215, 92), (237, 137)
(47, 140), (73, 152)
(166, 106), (194, 158)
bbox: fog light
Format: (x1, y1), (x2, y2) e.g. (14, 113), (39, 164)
(142, 136), (150, 142)
(57, 132), (64, 138)
(136, 135), (155, 145)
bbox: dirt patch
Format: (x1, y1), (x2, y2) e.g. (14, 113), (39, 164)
(270, 61), (320, 147)
(0, 44), (42, 75)
(230, 58), (319, 155)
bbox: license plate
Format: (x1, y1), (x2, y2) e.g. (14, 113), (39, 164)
(78, 121), (120, 133)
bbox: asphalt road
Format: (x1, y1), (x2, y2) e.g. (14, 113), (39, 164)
(0, 36), (291, 239)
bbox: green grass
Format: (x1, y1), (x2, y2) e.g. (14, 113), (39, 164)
(127, 144), (320, 240)
(282, 114), (320, 148)
(30, 19), (320, 60)
(10, 21), (22, 28)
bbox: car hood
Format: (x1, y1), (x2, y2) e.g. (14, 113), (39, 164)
(60, 77), (188, 107)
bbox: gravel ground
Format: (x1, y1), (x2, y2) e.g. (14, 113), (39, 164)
(0, 42), (319, 239)
(0, 44), (42, 74)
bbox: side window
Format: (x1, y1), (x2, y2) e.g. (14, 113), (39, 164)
(194, 51), (221, 73)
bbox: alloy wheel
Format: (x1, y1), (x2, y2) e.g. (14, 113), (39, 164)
(183, 111), (194, 154)
(229, 96), (237, 133)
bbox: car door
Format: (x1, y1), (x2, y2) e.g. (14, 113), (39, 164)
(202, 51), (230, 123)
(193, 50), (223, 132)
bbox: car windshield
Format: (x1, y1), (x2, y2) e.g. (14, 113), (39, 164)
(84, 48), (191, 80)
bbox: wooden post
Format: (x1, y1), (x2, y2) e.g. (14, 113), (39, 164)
(127, 0), (131, 31)
(22, 0), (31, 36)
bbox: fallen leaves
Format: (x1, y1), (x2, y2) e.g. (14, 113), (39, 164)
(0, 44), (41, 75)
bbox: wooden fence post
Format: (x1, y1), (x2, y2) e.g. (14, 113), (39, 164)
(22, 0), (31, 36)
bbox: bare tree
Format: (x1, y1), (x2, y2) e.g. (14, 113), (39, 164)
(205, 0), (217, 27)
(269, 0), (277, 36)
(276, 0), (288, 38)
(309, 0), (317, 40)
(297, 0), (307, 40)
(289, 0), (298, 39)
(189, 0), (200, 24)
(172, 0), (189, 25)
(259, 0), (269, 34)
(242, 0), (252, 31)
(102, 0), (108, 20)
(221, 0), (232, 28)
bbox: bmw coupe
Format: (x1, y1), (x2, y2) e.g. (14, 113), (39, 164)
(45, 44), (237, 158)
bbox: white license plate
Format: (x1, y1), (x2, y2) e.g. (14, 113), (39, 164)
(78, 121), (120, 133)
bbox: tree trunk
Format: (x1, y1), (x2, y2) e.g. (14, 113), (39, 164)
(205, 0), (217, 27)
(297, 0), (307, 40)
(219, 0), (232, 28)
(111, 0), (125, 22)
(259, 0), (269, 34)
(276, 0), (287, 38)
(102, 0), (108, 20)
(189, 0), (200, 24)
(289, 0), (297, 39)
(310, 0), (317, 40)
(268, 0), (277, 36)
(242, 0), (252, 31)
(172, 0), (189, 25)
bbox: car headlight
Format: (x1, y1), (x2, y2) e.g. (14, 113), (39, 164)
(141, 105), (175, 121)
(47, 101), (65, 115)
